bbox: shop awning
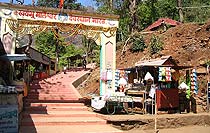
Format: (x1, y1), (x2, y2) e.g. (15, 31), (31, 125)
(0, 54), (31, 61)
(135, 55), (192, 69)
(135, 56), (172, 67)
(16, 46), (51, 65)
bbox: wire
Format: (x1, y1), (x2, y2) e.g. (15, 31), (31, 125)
(177, 5), (210, 9)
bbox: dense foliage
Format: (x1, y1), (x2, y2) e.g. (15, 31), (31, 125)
(129, 35), (146, 53)
(149, 35), (163, 55)
(95, 0), (210, 37)
(35, 31), (83, 68)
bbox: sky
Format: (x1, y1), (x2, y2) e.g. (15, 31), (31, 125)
(0, 0), (97, 7)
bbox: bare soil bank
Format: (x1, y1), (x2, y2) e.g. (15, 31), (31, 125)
(102, 113), (210, 132)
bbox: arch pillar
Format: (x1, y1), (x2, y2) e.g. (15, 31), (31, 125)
(99, 32), (116, 96)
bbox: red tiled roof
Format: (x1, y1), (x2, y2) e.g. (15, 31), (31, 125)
(144, 18), (181, 31)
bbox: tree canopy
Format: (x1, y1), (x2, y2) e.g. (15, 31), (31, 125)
(94, 0), (210, 39)
(35, 31), (84, 67)
(36, 0), (83, 10)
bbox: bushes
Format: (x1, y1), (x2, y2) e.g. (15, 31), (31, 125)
(149, 35), (163, 55)
(125, 34), (164, 55)
(129, 35), (146, 53)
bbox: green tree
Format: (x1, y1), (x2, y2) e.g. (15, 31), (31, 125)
(180, 0), (210, 23)
(59, 44), (83, 67)
(136, 2), (153, 30)
(82, 36), (99, 64)
(156, 0), (179, 20)
(94, 0), (115, 13)
(37, 0), (82, 10)
(35, 31), (84, 67)
(35, 31), (57, 58)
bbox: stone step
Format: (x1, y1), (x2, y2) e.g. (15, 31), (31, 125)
(24, 99), (83, 103)
(29, 89), (75, 93)
(26, 102), (85, 107)
(22, 110), (96, 115)
(30, 85), (69, 89)
(21, 117), (106, 126)
(30, 86), (70, 90)
(28, 91), (76, 94)
(25, 96), (79, 100)
(24, 106), (88, 111)
(27, 94), (77, 99)
(22, 111), (98, 118)
(19, 125), (123, 133)
(29, 88), (72, 91)
(19, 69), (119, 133)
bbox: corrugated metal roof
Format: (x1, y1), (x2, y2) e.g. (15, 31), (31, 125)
(135, 56), (172, 67)
(144, 18), (181, 31)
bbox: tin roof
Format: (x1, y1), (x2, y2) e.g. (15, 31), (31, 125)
(144, 18), (181, 31)
(135, 56), (174, 67)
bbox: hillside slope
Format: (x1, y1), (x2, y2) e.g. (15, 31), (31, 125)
(117, 21), (210, 68)
(82, 21), (210, 97)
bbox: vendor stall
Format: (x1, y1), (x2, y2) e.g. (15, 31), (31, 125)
(91, 55), (195, 114)
(133, 56), (179, 111)
(133, 56), (195, 113)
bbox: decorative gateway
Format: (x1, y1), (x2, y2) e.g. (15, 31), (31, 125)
(0, 2), (119, 96)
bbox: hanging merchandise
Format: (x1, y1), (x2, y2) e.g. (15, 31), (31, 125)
(106, 69), (112, 81)
(124, 71), (130, 82)
(159, 67), (165, 81)
(100, 70), (107, 81)
(191, 69), (198, 94)
(159, 67), (171, 82)
(165, 67), (172, 82)
(115, 70), (120, 89)
(119, 70), (125, 78)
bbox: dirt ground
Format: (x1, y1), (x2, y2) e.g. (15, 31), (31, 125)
(101, 113), (210, 133)
(126, 126), (210, 133)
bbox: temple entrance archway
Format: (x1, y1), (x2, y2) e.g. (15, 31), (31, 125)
(0, 3), (119, 96)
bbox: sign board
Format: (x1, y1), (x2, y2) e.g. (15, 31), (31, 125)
(0, 105), (18, 133)
(207, 82), (210, 112)
(0, 8), (118, 28)
(207, 83), (210, 99)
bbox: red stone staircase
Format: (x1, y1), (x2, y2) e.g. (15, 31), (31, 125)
(19, 70), (122, 133)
